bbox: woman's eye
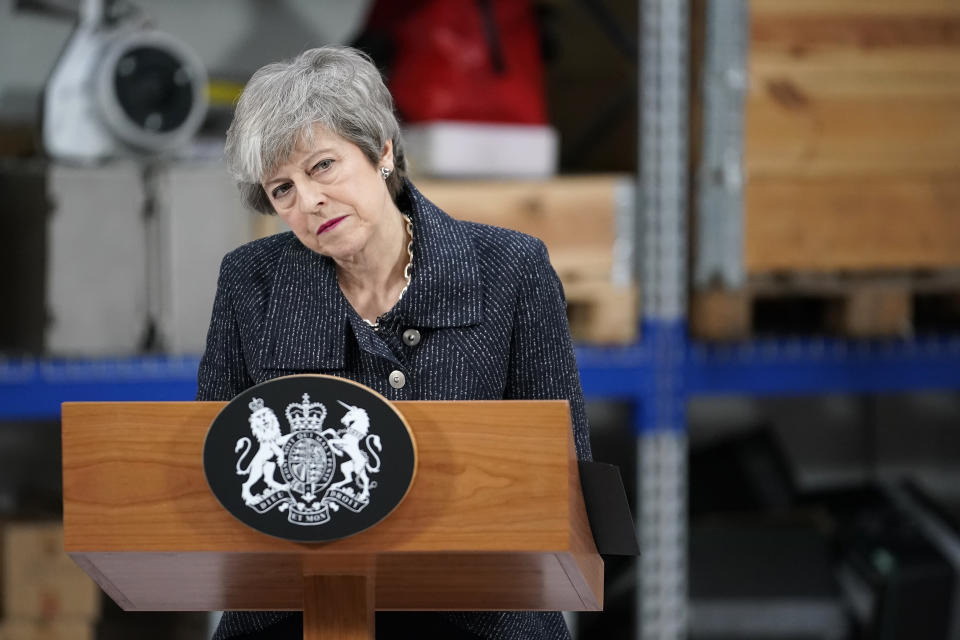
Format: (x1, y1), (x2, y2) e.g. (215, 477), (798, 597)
(312, 159), (333, 172)
(271, 183), (292, 199)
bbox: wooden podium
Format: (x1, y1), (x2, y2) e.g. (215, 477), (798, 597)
(61, 400), (603, 639)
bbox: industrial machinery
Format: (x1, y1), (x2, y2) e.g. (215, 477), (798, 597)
(37, 0), (207, 161)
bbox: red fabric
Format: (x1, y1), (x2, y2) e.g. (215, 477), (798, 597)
(364, 0), (548, 125)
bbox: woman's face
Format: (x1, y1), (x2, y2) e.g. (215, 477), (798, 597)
(262, 126), (395, 262)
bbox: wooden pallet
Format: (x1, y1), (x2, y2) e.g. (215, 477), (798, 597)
(564, 280), (638, 345)
(691, 271), (960, 340)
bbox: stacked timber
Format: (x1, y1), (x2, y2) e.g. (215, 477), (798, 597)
(692, 0), (960, 339)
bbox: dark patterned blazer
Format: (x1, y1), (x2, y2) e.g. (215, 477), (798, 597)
(197, 181), (593, 640)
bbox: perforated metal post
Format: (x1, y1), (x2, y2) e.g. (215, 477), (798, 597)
(640, 0), (688, 323)
(637, 1), (690, 639)
(693, 0), (749, 289)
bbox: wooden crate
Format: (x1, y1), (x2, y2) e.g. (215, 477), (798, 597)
(746, 177), (960, 272)
(745, 0), (960, 274)
(693, 1), (960, 339)
(744, 0), (960, 274)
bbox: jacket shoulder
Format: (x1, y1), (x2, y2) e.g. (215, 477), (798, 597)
(220, 231), (295, 274)
(216, 231), (296, 299)
(460, 220), (549, 265)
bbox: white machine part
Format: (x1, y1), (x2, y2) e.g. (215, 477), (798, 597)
(43, 0), (207, 162)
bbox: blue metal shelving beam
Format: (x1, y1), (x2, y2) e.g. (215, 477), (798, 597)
(576, 344), (653, 399)
(581, 333), (960, 400)
(0, 356), (200, 420)
(2, 335), (960, 421)
(578, 331), (960, 416)
(688, 334), (960, 396)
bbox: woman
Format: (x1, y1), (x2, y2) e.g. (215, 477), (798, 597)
(198, 46), (592, 640)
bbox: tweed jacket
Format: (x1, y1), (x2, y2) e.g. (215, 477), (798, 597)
(197, 181), (592, 640)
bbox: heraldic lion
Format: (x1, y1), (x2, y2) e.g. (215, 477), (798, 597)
(236, 398), (293, 505)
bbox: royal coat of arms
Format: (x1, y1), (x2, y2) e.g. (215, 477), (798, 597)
(234, 393), (383, 525)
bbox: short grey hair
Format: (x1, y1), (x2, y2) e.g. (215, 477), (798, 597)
(224, 46), (407, 214)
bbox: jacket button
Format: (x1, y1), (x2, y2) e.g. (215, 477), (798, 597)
(402, 328), (421, 347)
(388, 370), (406, 389)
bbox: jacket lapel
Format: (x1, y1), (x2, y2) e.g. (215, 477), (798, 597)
(398, 183), (484, 329)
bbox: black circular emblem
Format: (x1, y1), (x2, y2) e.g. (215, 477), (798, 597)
(203, 375), (417, 542)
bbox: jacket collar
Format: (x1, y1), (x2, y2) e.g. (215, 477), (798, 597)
(262, 181), (483, 371)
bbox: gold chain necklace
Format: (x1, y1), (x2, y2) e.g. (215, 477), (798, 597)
(364, 213), (413, 330)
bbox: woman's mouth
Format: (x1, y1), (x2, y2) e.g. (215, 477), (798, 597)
(316, 215), (348, 235)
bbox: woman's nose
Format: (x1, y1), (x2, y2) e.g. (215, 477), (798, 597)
(298, 180), (326, 215)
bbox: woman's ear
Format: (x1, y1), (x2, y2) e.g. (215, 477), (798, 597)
(379, 139), (394, 171)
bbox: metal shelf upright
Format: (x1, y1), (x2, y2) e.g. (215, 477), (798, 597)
(637, 0), (689, 638)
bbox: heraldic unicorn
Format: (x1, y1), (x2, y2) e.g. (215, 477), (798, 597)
(234, 393), (383, 525)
